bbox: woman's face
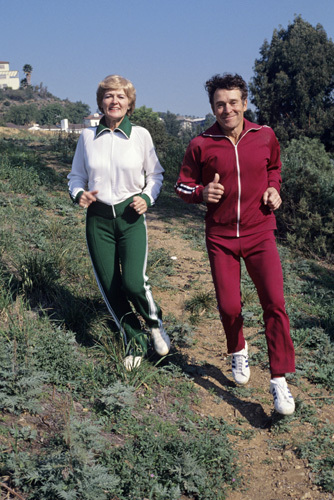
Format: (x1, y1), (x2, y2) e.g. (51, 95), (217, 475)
(102, 88), (129, 129)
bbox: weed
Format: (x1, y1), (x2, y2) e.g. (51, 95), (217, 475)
(31, 321), (83, 387)
(0, 336), (47, 415)
(104, 423), (239, 500)
(180, 225), (206, 251)
(50, 132), (78, 163)
(1, 418), (119, 500)
(16, 252), (60, 297)
(185, 290), (216, 326)
(146, 247), (175, 288)
(296, 424), (334, 491)
(164, 314), (196, 347)
(97, 381), (136, 421)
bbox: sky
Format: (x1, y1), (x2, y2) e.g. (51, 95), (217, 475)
(1, 0), (334, 117)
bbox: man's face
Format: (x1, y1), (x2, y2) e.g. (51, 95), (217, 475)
(212, 88), (247, 137)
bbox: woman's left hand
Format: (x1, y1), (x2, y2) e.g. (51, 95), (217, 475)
(130, 196), (148, 215)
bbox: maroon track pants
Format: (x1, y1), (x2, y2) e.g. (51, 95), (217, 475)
(206, 230), (295, 376)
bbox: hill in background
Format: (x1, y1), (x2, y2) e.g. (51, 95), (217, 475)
(0, 84), (90, 126)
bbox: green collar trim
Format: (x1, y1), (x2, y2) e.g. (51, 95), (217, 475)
(96, 115), (132, 138)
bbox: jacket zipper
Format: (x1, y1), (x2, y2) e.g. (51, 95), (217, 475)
(203, 127), (259, 238)
(234, 144), (241, 237)
(109, 132), (116, 218)
(232, 130), (253, 238)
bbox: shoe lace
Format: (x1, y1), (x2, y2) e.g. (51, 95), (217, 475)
(233, 353), (247, 371)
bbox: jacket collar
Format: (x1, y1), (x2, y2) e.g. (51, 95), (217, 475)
(202, 118), (262, 138)
(95, 114), (132, 138)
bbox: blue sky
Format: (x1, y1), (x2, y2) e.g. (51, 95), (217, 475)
(2, 0), (334, 117)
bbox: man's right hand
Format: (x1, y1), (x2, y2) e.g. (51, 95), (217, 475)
(203, 173), (224, 203)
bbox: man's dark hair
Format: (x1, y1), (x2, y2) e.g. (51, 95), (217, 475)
(205, 73), (248, 107)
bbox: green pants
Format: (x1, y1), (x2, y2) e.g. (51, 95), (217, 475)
(86, 197), (162, 354)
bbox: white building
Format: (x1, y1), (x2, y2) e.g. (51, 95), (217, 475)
(0, 61), (20, 90)
(84, 113), (103, 127)
(176, 116), (206, 132)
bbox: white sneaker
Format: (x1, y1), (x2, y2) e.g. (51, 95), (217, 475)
(151, 326), (170, 356)
(232, 341), (250, 385)
(270, 377), (295, 415)
(123, 355), (142, 371)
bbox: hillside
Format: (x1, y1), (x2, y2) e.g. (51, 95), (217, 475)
(0, 128), (333, 500)
(0, 86), (90, 126)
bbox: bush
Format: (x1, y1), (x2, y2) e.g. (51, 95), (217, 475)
(277, 136), (334, 259)
(4, 103), (39, 125)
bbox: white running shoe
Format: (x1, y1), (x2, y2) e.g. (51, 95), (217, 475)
(123, 355), (142, 371)
(270, 377), (295, 415)
(232, 341), (250, 385)
(151, 326), (171, 356)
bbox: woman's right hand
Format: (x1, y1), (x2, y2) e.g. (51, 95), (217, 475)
(79, 190), (99, 208)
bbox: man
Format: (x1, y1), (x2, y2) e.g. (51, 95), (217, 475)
(175, 73), (295, 415)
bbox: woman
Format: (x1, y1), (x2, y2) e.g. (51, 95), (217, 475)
(68, 74), (170, 370)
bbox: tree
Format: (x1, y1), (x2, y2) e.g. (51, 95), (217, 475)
(244, 109), (256, 123)
(130, 106), (186, 182)
(131, 106), (168, 155)
(249, 16), (334, 150)
(202, 113), (216, 130)
(38, 103), (64, 125)
(23, 64), (33, 85)
(159, 111), (181, 137)
(4, 103), (39, 125)
(63, 101), (90, 123)
(276, 137), (334, 259)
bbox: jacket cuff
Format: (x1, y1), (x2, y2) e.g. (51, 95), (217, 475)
(268, 181), (281, 193)
(139, 193), (152, 208)
(72, 190), (84, 204)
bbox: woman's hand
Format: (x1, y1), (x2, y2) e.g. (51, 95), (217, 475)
(79, 190), (99, 208)
(130, 196), (148, 215)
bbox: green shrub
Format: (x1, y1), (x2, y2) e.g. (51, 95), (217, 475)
(31, 323), (83, 387)
(97, 381), (136, 421)
(17, 252), (61, 300)
(296, 425), (334, 491)
(1, 418), (119, 500)
(0, 153), (41, 194)
(49, 132), (78, 163)
(0, 337), (47, 415)
(105, 425), (239, 499)
(278, 137), (334, 259)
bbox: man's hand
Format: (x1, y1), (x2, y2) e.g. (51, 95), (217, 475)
(263, 187), (282, 211)
(130, 196), (148, 215)
(79, 190), (98, 208)
(203, 173), (225, 203)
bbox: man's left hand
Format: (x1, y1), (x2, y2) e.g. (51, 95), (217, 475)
(263, 187), (282, 211)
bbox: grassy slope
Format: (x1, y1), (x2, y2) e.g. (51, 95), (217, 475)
(0, 129), (333, 499)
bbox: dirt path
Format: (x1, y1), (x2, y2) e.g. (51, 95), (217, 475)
(146, 212), (334, 500)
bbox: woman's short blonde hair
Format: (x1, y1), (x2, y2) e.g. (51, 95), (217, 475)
(96, 75), (136, 115)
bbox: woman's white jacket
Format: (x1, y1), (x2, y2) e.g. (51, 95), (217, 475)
(68, 115), (164, 207)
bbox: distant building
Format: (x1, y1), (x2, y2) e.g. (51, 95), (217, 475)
(84, 113), (103, 127)
(176, 116), (206, 131)
(28, 121), (83, 134)
(0, 61), (20, 90)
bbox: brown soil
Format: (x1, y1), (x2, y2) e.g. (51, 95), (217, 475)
(146, 210), (334, 500)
